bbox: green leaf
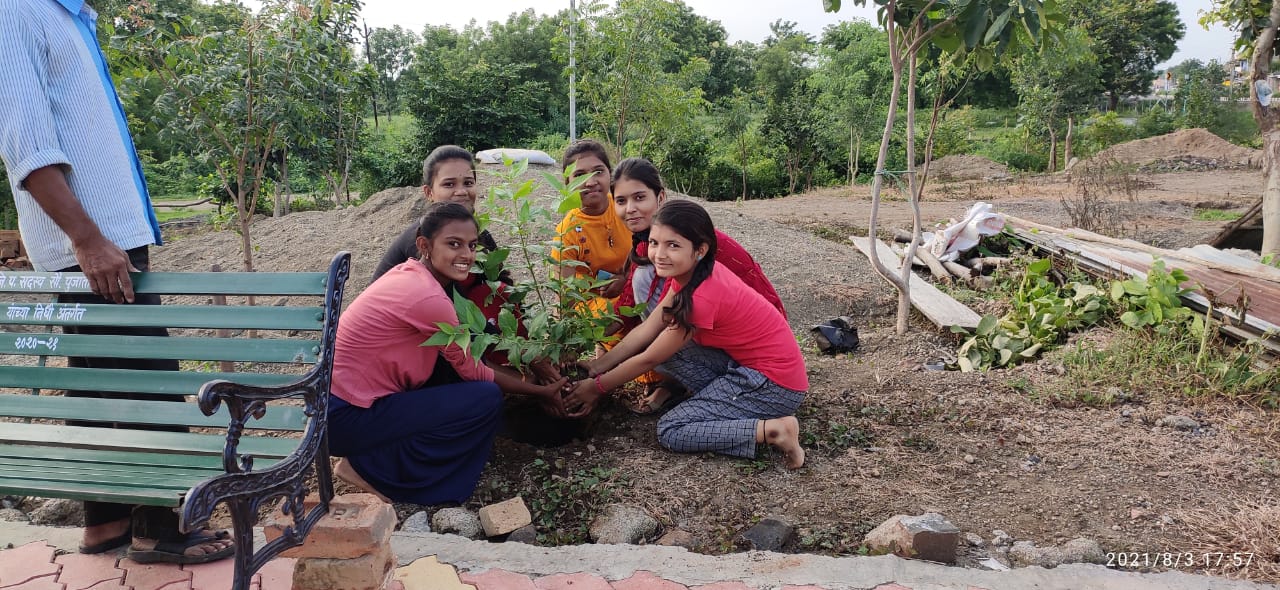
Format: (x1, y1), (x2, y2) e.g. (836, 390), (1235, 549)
(823, 0), (842, 13)
(957, 356), (974, 372)
(498, 308), (518, 337)
(1027, 258), (1052, 276)
(1110, 281), (1125, 301)
(976, 315), (998, 336)
(998, 348), (1014, 366)
(422, 327), (457, 347)
(1119, 311), (1140, 327)
(985, 8), (1014, 44)
(965, 5), (990, 47)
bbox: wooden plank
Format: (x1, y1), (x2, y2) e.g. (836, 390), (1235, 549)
(0, 395), (308, 431)
(0, 423), (301, 457)
(0, 333), (320, 364)
(0, 303), (324, 330)
(0, 476), (186, 506)
(0, 444), (281, 470)
(0, 271), (329, 296)
(849, 236), (982, 329)
(0, 366), (300, 396)
(0, 463), (208, 490)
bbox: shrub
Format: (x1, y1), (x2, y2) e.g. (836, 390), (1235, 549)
(352, 128), (423, 198)
(1136, 106), (1177, 139)
(1079, 111), (1135, 154)
(974, 129), (1047, 172)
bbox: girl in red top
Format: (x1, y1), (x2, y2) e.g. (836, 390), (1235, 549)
(564, 200), (807, 469)
(608, 157), (787, 413)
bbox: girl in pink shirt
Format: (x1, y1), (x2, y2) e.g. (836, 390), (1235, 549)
(564, 200), (807, 469)
(328, 202), (565, 504)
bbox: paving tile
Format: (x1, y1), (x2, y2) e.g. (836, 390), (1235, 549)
(118, 558), (192, 590)
(689, 583), (754, 590)
(611, 571), (688, 590)
(393, 556), (473, 590)
(184, 557), (237, 590)
(53, 552), (125, 590)
(0, 542), (60, 587)
(460, 569), (538, 590)
(251, 558), (296, 590)
(1, 577), (64, 590)
(533, 572), (613, 590)
(79, 581), (130, 590)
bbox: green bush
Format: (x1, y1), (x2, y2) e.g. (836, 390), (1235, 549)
(1136, 106), (1177, 139)
(1079, 112), (1135, 154)
(144, 153), (203, 196)
(974, 129), (1047, 172)
(528, 133), (570, 161)
(1211, 107), (1260, 147)
(928, 107), (975, 159)
(352, 129), (423, 198)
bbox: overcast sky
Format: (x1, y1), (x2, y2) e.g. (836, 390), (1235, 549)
(348, 0), (1235, 69)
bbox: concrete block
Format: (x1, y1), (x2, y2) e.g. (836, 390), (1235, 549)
(478, 497), (532, 537)
(863, 512), (960, 564)
(291, 538), (394, 590)
(264, 493), (395, 559)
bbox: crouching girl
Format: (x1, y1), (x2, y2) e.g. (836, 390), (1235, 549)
(563, 200), (806, 469)
(328, 202), (566, 504)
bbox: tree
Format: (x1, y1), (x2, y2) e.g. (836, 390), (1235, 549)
(116, 0), (363, 272)
(1063, 0), (1184, 111)
(813, 19), (893, 184)
(363, 25), (418, 118)
(822, 0), (1061, 335)
(1171, 59), (1230, 130)
(404, 54), (547, 153)
(1204, 0), (1280, 259)
(1008, 27), (1101, 171)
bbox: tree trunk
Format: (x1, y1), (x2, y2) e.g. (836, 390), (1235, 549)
(1047, 127), (1058, 174)
(848, 125), (856, 185)
(1107, 91), (1119, 112)
(1065, 116), (1074, 166)
(1251, 0), (1280, 258)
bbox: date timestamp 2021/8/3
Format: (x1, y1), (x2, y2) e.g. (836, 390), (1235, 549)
(1106, 552), (1255, 569)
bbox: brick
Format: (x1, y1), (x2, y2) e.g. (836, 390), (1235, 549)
(53, 552), (125, 590)
(291, 538), (394, 590)
(264, 493), (395, 559)
(460, 569), (538, 590)
(532, 572), (612, 590)
(862, 513), (960, 564)
(252, 558), (296, 590)
(0, 542), (60, 587)
(118, 559), (192, 590)
(611, 571), (688, 590)
(392, 556), (473, 590)
(478, 497), (532, 537)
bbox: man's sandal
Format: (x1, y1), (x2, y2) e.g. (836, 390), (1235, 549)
(126, 530), (234, 565)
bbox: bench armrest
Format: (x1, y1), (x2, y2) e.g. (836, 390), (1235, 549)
(196, 369), (329, 475)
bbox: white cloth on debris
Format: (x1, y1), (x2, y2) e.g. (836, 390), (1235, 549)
(921, 202), (1005, 262)
(475, 148), (556, 166)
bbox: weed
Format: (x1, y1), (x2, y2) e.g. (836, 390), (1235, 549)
(801, 420), (874, 454)
(1194, 209), (1244, 222)
(523, 458), (625, 545)
(795, 523), (872, 555)
(900, 434), (938, 452)
(1062, 155), (1145, 237)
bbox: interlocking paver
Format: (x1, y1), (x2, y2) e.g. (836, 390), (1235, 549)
(611, 571), (688, 590)
(533, 572), (613, 590)
(0, 542), (60, 587)
(460, 569), (538, 590)
(251, 557), (296, 590)
(78, 580), (130, 590)
(118, 558), (192, 590)
(2, 577), (64, 590)
(53, 552), (125, 590)
(184, 557), (236, 590)
(393, 556), (473, 590)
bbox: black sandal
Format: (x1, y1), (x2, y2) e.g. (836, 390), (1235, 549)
(126, 530), (234, 565)
(79, 526), (131, 554)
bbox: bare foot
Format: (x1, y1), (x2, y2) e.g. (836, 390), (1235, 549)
(334, 458), (391, 503)
(763, 416), (805, 469)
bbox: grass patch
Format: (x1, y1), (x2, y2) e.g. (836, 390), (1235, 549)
(1042, 324), (1280, 407)
(154, 208), (205, 223)
(1177, 497), (1280, 583)
(1194, 209), (1243, 222)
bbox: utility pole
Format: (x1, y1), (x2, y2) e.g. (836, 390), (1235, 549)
(569, 0), (577, 141)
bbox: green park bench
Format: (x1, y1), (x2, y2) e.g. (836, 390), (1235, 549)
(0, 252), (351, 590)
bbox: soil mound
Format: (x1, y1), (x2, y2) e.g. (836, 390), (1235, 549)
(1092, 128), (1261, 169)
(930, 154), (1010, 182)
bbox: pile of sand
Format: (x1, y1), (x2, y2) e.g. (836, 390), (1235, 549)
(1092, 128), (1262, 168)
(929, 154), (1011, 182)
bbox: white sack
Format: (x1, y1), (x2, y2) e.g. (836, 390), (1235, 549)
(476, 148), (556, 166)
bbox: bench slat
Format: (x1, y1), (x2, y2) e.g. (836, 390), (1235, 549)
(0, 333), (321, 364)
(0, 303), (324, 330)
(0, 456), (225, 478)
(0, 367), (299, 396)
(0, 423), (301, 457)
(0, 444), (281, 470)
(0, 396), (308, 431)
(0, 462), (209, 489)
(0, 476), (187, 506)
(0, 271), (329, 296)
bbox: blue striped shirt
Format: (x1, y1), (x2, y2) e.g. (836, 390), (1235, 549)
(0, 0), (162, 272)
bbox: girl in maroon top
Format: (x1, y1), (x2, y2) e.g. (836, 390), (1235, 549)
(608, 158), (787, 413)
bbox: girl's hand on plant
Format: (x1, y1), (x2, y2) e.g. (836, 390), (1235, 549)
(534, 378), (569, 418)
(564, 379), (601, 418)
(529, 358), (563, 385)
(578, 358), (603, 378)
(601, 275), (626, 299)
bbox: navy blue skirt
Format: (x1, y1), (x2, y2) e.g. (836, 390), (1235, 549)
(328, 380), (503, 505)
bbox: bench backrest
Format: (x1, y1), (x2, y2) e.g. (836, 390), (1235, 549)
(0, 253), (351, 437)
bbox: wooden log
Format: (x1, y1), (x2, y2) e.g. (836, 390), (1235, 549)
(942, 260), (973, 280)
(915, 247), (951, 281)
(962, 257), (1011, 272)
(893, 229), (921, 244)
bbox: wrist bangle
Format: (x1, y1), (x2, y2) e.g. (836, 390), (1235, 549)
(594, 373), (607, 395)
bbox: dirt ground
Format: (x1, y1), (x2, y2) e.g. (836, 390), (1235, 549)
(140, 133), (1278, 582)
